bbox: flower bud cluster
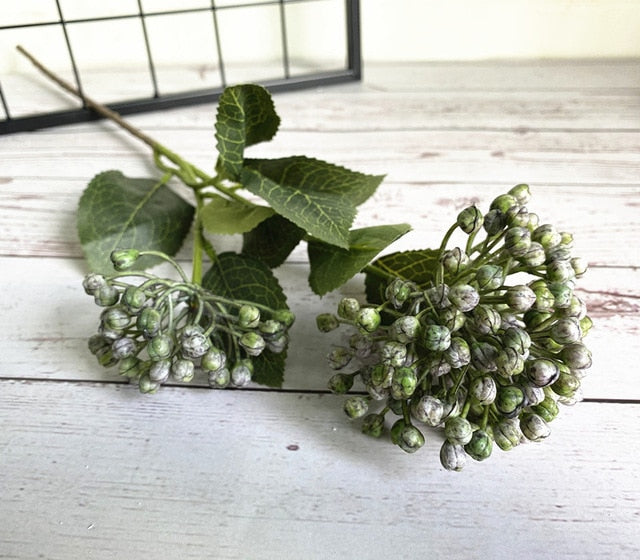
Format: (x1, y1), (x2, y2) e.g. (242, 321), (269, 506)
(319, 185), (592, 470)
(83, 250), (294, 393)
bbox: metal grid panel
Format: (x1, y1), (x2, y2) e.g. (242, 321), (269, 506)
(0, 0), (360, 134)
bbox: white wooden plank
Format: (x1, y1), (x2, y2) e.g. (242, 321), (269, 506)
(0, 380), (638, 560)
(0, 256), (636, 402)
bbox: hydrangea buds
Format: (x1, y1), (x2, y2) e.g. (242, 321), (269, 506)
(356, 308), (382, 333)
(110, 249), (140, 271)
(464, 429), (493, 461)
(361, 413), (385, 438)
(457, 206), (484, 234)
(411, 394), (444, 426)
(440, 441), (467, 471)
(520, 413), (551, 441)
(337, 297), (360, 320)
(238, 305), (261, 329)
(444, 416), (473, 445)
(344, 396), (369, 419)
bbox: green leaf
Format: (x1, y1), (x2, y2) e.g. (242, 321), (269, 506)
(364, 248), (441, 304)
(200, 194), (274, 235)
(242, 214), (305, 268)
(202, 252), (289, 387)
(77, 170), (194, 273)
(214, 84), (280, 180)
(241, 156), (384, 248)
(308, 223), (412, 296)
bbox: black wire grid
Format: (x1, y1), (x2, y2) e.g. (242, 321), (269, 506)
(0, 0), (361, 134)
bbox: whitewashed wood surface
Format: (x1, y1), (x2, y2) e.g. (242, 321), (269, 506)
(1, 61), (639, 559)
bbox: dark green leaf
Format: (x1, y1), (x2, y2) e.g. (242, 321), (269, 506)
(202, 252), (289, 387)
(214, 84), (280, 180)
(77, 170), (194, 273)
(308, 224), (412, 296)
(364, 249), (441, 304)
(200, 194), (274, 234)
(242, 214), (305, 268)
(242, 156), (384, 248)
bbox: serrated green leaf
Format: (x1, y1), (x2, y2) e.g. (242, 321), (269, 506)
(364, 249), (441, 304)
(214, 84), (280, 180)
(202, 252), (289, 387)
(242, 214), (305, 268)
(77, 170), (194, 273)
(200, 194), (274, 235)
(241, 156), (384, 249)
(308, 224), (412, 296)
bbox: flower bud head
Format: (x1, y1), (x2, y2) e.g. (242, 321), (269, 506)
(465, 429), (493, 461)
(505, 285), (537, 312)
(370, 363), (394, 388)
(231, 360), (253, 387)
(441, 247), (470, 276)
(508, 184), (531, 205)
(138, 374), (160, 394)
(180, 325), (211, 359)
(551, 317), (582, 345)
(361, 413), (385, 438)
(493, 418), (523, 451)
(101, 305), (132, 332)
(457, 206), (484, 234)
(424, 284), (451, 309)
(122, 286), (146, 312)
(337, 297), (360, 320)
(94, 284), (120, 307)
(171, 358), (195, 382)
(266, 334), (288, 354)
(521, 383), (545, 407)
(271, 309), (295, 327)
(469, 304), (502, 335)
(475, 264), (504, 291)
(504, 226), (532, 257)
(444, 416), (473, 445)
(570, 257), (588, 277)
(531, 284), (555, 312)
(448, 284), (480, 312)
(495, 385), (525, 418)
(88, 334), (111, 356)
(440, 441), (467, 471)
(560, 343), (592, 370)
(356, 308), (381, 333)
(531, 396), (559, 423)
(470, 342), (498, 373)
(483, 208), (507, 236)
(344, 396), (369, 419)
(112, 336), (137, 360)
(390, 316), (420, 343)
(328, 372), (355, 394)
(470, 375), (497, 405)
(526, 358), (560, 388)
(491, 193), (519, 214)
(110, 249), (140, 271)
(149, 359), (171, 383)
(548, 282), (573, 309)
(316, 313), (339, 332)
(422, 324), (451, 352)
(579, 316), (593, 337)
(385, 278), (414, 308)
(118, 356), (141, 378)
(546, 259), (575, 284)
(444, 337), (471, 369)
(202, 347), (227, 372)
(83, 273), (107, 295)
(495, 347), (524, 378)
(147, 334), (173, 361)
(327, 346), (353, 370)
(520, 413), (551, 441)
(551, 371), (581, 398)
(532, 224), (562, 250)
(208, 366), (230, 389)
(519, 241), (546, 267)
(390, 366), (418, 399)
(239, 332), (266, 357)
(136, 307), (162, 338)
(439, 307), (466, 332)
(411, 394), (444, 426)
(238, 304), (261, 329)
(380, 341), (408, 368)
(397, 424), (425, 454)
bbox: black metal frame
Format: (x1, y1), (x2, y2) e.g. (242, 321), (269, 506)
(0, 0), (361, 134)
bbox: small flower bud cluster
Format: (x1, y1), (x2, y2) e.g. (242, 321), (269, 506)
(83, 250), (294, 393)
(319, 185), (592, 470)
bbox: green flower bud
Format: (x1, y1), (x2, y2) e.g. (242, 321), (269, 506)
(366, 380), (389, 401)
(337, 297), (360, 320)
(266, 334), (288, 354)
(390, 366), (418, 399)
(560, 343), (592, 370)
(448, 284), (480, 312)
(470, 342), (498, 373)
(202, 347), (226, 372)
(356, 308), (381, 333)
(521, 383), (545, 407)
(508, 206), (530, 228)
(239, 332), (266, 357)
(469, 304), (502, 335)
(524, 309), (553, 330)
(328, 372), (355, 394)
(180, 325), (211, 359)
(532, 224), (562, 250)
(94, 284), (120, 307)
(502, 327), (531, 355)
(88, 334), (111, 356)
(579, 315), (593, 337)
(424, 355), (451, 378)
(271, 309), (295, 328)
(171, 358), (195, 382)
(422, 324), (451, 352)
(470, 375), (497, 405)
(519, 241), (546, 267)
(546, 259), (575, 284)
(424, 284), (451, 309)
(344, 396), (369, 419)
(531, 396), (559, 423)
(238, 304), (261, 329)
(495, 385), (525, 418)
(390, 316), (420, 343)
(385, 278), (414, 308)
(118, 356), (141, 378)
(149, 359), (171, 383)
(504, 226), (532, 257)
(520, 413), (551, 441)
(560, 294), (587, 319)
(390, 419), (408, 445)
(475, 264), (504, 291)
(444, 337), (471, 369)
(438, 306), (466, 332)
(122, 285), (146, 312)
(380, 341), (407, 368)
(457, 206), (484, 234)
(316, 313), (340, 333)
(570, 256), (588, 277)
(361, 413), (385, 438)
(495, 347), (524, 378)
(349, 333), (373, 359)
(396, 424), (425, 454)
(548, 282), (573, 309)
(96, 347), (118, 367)
(327, 347), (353, 370)
(444, 416), (473, 445)
(440, 441), (467, 471)
(441, 247), (470, 276)
(208, 367), (230, 389)
(491, 193), (519, 214)
(551, 370), (581, 398)
(531, 283), (555, 312)
(546, 244), (572, 264)
(138, 374), (160, 394)
(550, 317), (582, 345)
(83, 273), (107, 295)
(136, 307), (162, 338)
(465, 429), (493, 461)
(525, 358), (560, 388)
(411, 394), (444, 426)
(484, 208), (507, 236)
(147, 334), (173, 361)
(112, 336), (137, 360)
(505, 285), (537, 312)
(370, 363), (394, 388)
(526, 212), (540, 230)
(493, 418), (523, 451)
(508, 183), (531, 205)
(110, 249), (140, 271)
(259, 319), (284, 338)
(231, 360), (253, 387)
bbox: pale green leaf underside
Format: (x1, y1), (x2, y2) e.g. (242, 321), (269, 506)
(200, 194), (274, 234)
(214, 84), (280, 180)
(77, 170), (194, 274)
(308, 223), (412, 296)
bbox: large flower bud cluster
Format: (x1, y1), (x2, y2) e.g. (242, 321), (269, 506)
(318, 185), (592, 470)
(83, 250), (294, 393)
